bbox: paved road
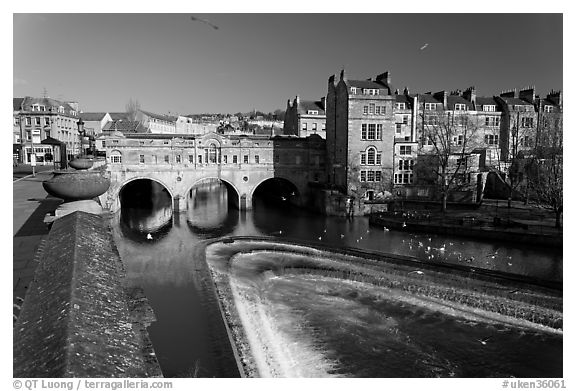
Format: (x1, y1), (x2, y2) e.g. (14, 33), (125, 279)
(13, 169), (62, 320)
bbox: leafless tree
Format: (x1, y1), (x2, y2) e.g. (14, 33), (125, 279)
(125, 98), (141, 121)
(525, 115), (563, 228)
(415, 110), (481, 212)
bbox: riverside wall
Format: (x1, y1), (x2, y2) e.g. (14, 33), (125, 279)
(13, 211), (162, 378)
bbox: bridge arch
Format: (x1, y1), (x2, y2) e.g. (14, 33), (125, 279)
(117, 176), (175, 211)
(186, 177), (241, 210)
(251, 176), (302, 207)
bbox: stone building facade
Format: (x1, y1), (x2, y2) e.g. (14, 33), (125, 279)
(13, 96), (80, 164)
(283, 96), (327, 138)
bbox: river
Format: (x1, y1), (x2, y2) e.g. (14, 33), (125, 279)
(109, 181), (562, 377)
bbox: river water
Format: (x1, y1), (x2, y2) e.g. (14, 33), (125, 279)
(109, 181), (562, 377)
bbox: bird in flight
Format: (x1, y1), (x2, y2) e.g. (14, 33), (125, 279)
(420, 43), (429, 50)
(190, 16), (219, 30)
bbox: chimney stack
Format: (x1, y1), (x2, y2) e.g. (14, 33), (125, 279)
(376, 71), (392, 85)
(463, 86), (476, 105)
(519, 86), (536, 103)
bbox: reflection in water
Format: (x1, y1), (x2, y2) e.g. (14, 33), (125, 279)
(110, 182), (563, 377)
(186, 181), (239, 238)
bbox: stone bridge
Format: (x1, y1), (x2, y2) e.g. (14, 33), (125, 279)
(100, 132), (326, 212)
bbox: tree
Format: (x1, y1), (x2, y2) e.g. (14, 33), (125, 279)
(415, 109), (481, 212)
(125, 98), (141, 121)
(525, 115), (563, 228)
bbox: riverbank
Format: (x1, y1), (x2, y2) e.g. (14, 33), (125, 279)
(203, 236), (562, 377)
(369, 200), (562, 248)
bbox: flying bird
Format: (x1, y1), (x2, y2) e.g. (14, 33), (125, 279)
(420, 43), (429, 50)
(477, 336), (492, 345)
(190, 15), (219, 30)
(146, 233), (153, 240)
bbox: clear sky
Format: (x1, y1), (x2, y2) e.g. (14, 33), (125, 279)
(13, 13), (562, 116)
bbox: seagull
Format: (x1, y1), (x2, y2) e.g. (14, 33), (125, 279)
(318, 236), (322, 241)
(477, 336), (492, 345)
(408, 270), (424, 275)
(507, 262), (513, 266)
(146, 233), (153, 240)
(190, 16), (219, 30)
(340, 234), (345, 239)
(420, 43), (429, 50)
(402, 222), (407, 227)
(383, 227), (390, 232)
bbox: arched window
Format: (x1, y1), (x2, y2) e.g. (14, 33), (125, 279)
(110, 150), (122, 164)
(208, 143), (218, 164)
(367, 147), (375, 165)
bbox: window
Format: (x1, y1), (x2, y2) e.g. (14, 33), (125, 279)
(454, 135), (464, 145)
(45, 117), (50, 126)
(255, 155), (260, 164)
(544, 105), (553, 113)
(360, 153), (366, 165)
(398, 159), (414, 171)
(483, 105), (496, 112)
(351, 87), (357, 94)
(363, 106), (369, 115)
(243, 155), (249, 164)
(454, 103), (467, 111)
(399, 145), (412, 155)
(485, 134), (499, 145)
(223, 155), (228, 164)
(367, 124), (376, 140)
(322, 123), (326, 130)
(312, 123), (317, 131)
(376, 153), (381, 165)
(375, 171), (382, 182)
(165, 155), (170, 163)
(424, 103), (437, 110)
(233, 155), (238, 164)
(139, 154), (145, 164)
(360, 170), (366, 182)
(367, 170), (375, 182)
(521, 117), (534, 128)
(396, 102), (406, 110)
(198, 155), (202, 164)
(102, 141), (106, 148)
(376, 124), (382, 140)
(367, 148), (375, 165)
(176, 155), (181, 163)
(302, 123), (308, 131)
(189, 155), (194, 163)
(111, 154), (122, 164)
(363, 88), (380, 95)
(308, 110), (319, 115)
(394, 173), (413, 184)
(396, 123), (402, 134)
(424, 115), (438, 125)
(520, 136), (533, 147)
(361, 124), (367, 140)
(35, 117), (41, 126)
(25, 117), (31, 126)
(485, 116), (500, 127)
(369, 103), (375, 114)
(403, 115), (409, 125)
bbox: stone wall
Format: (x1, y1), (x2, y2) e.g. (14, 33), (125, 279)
(13, 211), (161, 378)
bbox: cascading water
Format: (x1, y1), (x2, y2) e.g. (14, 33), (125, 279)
(110, 181), (562, 377)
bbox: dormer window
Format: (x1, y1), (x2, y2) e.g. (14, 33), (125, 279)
(454, 103), (467, 111)
(363, 88), (380, 95)
(395, 103), (406, 110)
(483, 105), (496, 112)
(31, 104), (46, 112)
(350, 87), (357, 94)
(424, 103), (437, 110)
(58, 106), (65, 113)
(307, 110), (319, 115)
(544, 105), (553, 113)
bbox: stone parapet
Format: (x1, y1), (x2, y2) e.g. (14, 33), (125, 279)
(13, 211), (161, 378)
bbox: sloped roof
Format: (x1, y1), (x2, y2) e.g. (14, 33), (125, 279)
(395, 95), (411, 103)
(21, 97), (77, 114)
(79, 112), (108, 121)
(102, 120), (148, 133)
(475, 97), (498, 106)
(418, 94), (442, 104)
(500, 96), (532, 106)
(347, 79), (385, 90)
(446, 95), (473, 110)
(13, 97), (24, 111)
(108, 112), (130, 120)
(140, 109), (177, 123)
(297, 100), (325, 115)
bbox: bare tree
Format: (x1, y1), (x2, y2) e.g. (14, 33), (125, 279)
(525, 115), (563, 228)
(415, 110), (481, 212)
(125, 98), (141, 121)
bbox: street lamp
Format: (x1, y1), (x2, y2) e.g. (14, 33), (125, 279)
(77, 118), (85, 157)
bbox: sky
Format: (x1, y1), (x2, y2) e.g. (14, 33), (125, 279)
(13, 13), (563, 116)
